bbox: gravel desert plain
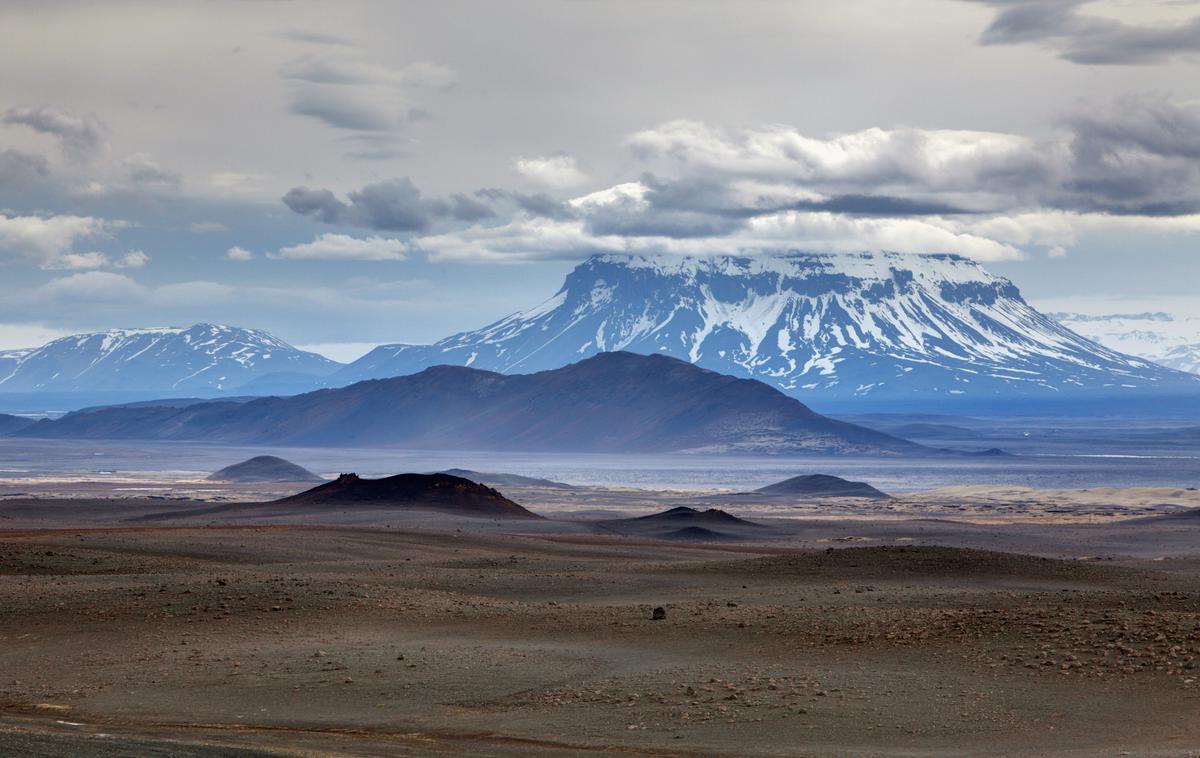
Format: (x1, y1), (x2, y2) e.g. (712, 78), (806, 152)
(2, 447), (1200, 757)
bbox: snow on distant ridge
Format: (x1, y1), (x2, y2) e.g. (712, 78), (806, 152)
(1051, 311), (1200, 376)
(0, 323), (342, 394)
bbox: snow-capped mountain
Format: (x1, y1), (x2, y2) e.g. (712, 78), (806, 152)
(1050, 312), (1200, 376)
(337, 253), (1200, 411)
(0, 324), (342, 394)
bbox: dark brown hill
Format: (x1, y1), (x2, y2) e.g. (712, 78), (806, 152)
(277, 472), (540, 519)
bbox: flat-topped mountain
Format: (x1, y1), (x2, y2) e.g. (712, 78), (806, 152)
(277, 472), (539, 519)
(333, 253), (1200, 412)
(755, 474), (891, 499)
(18, 352), (923, 456)
(0, 323), (341, 396)
(208, 456), (324, 483)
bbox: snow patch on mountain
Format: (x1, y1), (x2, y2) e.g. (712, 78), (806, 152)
(336, 252), (1200, 408)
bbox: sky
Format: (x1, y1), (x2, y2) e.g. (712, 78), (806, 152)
(0, 0), (1198, 361)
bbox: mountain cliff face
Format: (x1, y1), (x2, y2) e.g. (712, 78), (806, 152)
(336, 253), (1199, 410)
(18, 352), (923, 455)
(0, 323), (342, 394)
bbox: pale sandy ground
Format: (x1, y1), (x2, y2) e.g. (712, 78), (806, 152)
(1, 481), (1200, 756)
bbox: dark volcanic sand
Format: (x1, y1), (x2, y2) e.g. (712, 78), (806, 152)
(2, 513), (1200, 756)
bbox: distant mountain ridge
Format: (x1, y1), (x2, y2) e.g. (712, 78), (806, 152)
(0, 324), (342, 395)
(14, 352), (924, 455)
(331, 253), (1200, 412)
(1050, 311), (1200, 376)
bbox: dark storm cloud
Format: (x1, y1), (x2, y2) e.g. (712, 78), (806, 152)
(1, 105), (107, 162)
(345, 178), (437, 231)
(476, 188), (577, 220)
(438, 193), (495, 222)
(967, 0), (1200, 65)
(283, 177), (494, 232)
(579, 174), (968, 241)
(1056, 92), (1200, 214)
(0, 149), (49, 186)
(782, 195), (970, 216)
(281, 186), (348, 224)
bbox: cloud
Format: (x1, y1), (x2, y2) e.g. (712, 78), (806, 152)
(281, 54), (452, 89)
(476, 188), (576, 220)
(209, 172), (264, 194)
(269, 233), (406, 261)
(0, 149), (49, 186)
(280, 50), (455, 157)
(189, 221), (229, 234)
(626, 119), (1051, 210)
(412, 211), (1026, 264)
(40, 271), (147, 302)
(0, 323), (71, 351)
(626, 96), (1200, 218)
(288, 87), (412, 131)
(514, 154), (588, 188)
(274, 30), (358, 47)
(966, 0), (1200, 65)
(115, 250), (149, 268)
(225, 245), (254, 262)
(343, 178), (435, 230)
(1, 105), (108, 162)
(0, 213), (117, 269)
(1057, 92), (1200, 214)
(282, 177), (494, 231)
(117, 152), (181, 191)
(282, 94), (1200, 266)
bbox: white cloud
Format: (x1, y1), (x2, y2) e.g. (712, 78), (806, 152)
(115, 249), (148, 268)
(626, 119), (1052, 213)
(515, 154), (588, 189)
(0, 213), (116, 269)
(40, 271), (147, 303)
(414, 210), (1025, 263)
(225, 245), (254, 262)
(52, 251), (110, 270)
(0, 323), (71, 351)
(269, 233), (406, 261)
